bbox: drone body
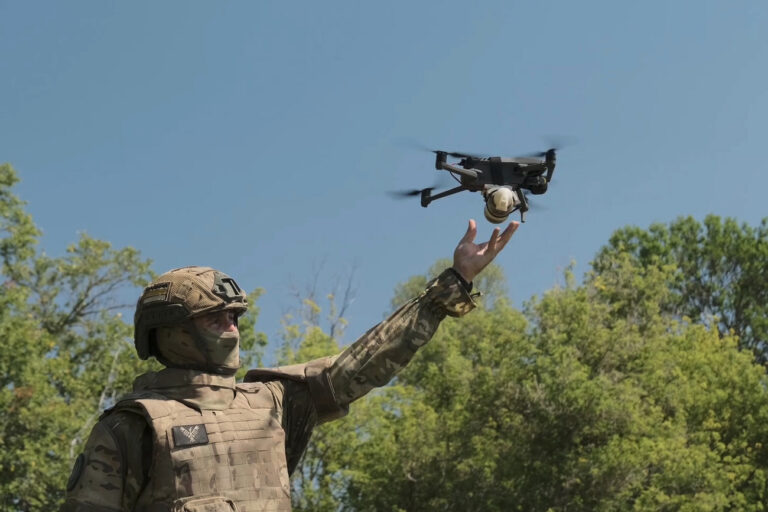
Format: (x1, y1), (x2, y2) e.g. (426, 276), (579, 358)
(410, 148), (557, 223)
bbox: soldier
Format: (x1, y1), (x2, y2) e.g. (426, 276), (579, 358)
(62, 219), (518, 512)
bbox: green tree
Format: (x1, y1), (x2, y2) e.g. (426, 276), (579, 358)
(592, 215), (768, 362)
(292, 254), (768, 510)
(0, 163), (157, 509)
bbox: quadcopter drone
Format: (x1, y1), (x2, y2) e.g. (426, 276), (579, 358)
(394, 147), (558, 223)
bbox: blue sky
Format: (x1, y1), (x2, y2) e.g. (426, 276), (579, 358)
(2, 2), (767, 363)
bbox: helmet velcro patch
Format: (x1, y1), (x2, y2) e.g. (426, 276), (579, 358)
(141, 282), (170, 305)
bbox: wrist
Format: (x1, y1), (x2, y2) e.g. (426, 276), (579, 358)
(449, 267), (473, 292)
(429, 268), (477, 317)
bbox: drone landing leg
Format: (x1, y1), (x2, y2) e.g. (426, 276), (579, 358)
(516, 189), (529, 223)
(422, 185), (467, 207)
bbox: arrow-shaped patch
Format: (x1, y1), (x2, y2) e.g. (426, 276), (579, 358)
(172, 424), (209, 447)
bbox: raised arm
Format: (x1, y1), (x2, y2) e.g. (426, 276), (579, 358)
(328, 219), (518, 407)
(244, 220), (518, 427)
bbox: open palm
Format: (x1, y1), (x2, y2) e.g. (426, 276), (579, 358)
(452, 219), (519, 283)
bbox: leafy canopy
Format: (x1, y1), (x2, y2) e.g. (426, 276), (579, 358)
(592, 215), (768, 362)
(290, 234), (768, 511)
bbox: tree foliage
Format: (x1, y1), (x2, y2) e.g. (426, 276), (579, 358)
(0, 163), (160, 509)
(592, 215), (768, 362)
(290, 232), (768, 511)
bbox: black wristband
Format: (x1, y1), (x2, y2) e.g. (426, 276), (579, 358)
(449, 268), (473, 292)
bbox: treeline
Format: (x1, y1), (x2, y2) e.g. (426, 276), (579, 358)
(2, 162), (768, 510)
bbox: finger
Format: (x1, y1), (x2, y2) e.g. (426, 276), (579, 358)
(487, 227), (501, 252)
(496, 221), (519, 251)
(460, 219), (477, 244)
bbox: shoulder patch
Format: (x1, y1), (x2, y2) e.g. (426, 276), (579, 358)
(172, 424), (209, 448)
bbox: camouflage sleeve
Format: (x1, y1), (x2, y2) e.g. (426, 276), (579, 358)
(325, 268), (475, 409)
(247, 268), (474, 455)
(62, 412), (151, 512)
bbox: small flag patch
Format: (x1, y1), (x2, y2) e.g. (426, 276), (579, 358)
(142, 283), (170, 304)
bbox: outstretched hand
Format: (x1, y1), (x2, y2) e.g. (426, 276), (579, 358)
(452, 219), (519, 283)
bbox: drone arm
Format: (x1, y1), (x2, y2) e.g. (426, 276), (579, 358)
(421, 185), (467, 207)
(439, 162), (480, 181)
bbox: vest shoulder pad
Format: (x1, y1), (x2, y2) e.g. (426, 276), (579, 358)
(243, 362), (310, 383)
(108, 392), (188, 421)
(98, 391), (164, 419)
(244, 357), (348, 424)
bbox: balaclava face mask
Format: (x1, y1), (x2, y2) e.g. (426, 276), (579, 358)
(154, 319), (240, 375)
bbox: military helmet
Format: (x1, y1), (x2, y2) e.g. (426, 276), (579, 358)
(134, 266), (248, 360)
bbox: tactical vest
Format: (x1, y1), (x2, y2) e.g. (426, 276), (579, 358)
(113, 382), (292, 512)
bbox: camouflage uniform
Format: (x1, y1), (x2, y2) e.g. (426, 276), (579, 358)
(62, 268), (475, 512)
